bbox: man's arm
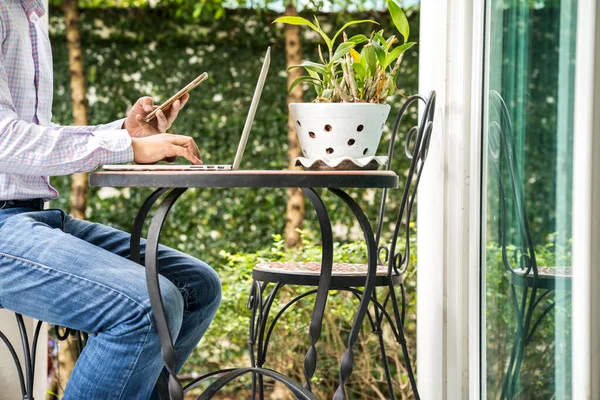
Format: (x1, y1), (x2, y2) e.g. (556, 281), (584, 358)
(0, 51), (133, 176)
(50, 118), (126, 134)
(50, 93), (189, 139)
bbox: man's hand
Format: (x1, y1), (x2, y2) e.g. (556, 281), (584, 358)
(124, 94), (190, 138)
(131, 134), (202, 165)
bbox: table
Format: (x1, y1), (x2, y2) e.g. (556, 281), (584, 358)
(90, 170), (399, 400)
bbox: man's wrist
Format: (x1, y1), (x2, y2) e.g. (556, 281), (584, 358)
(93, 129), (134, 164)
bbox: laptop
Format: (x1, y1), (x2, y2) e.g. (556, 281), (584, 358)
(103, 47), (271, 172)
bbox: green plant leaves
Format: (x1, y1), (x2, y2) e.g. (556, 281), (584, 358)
(288, 75), (322, 93)
(348, 34), (370, 45)
(372, 40), (388, 69)
(275, 8), (412, 103)
(273, 16), (333, 50)
(387, 0), (410, 43)
(386, 41), (416, 67)
(353, 62), (367, 80)
(362, 45), (377, 76)
(273, 16), (314, 27)
(331, 42), (357, 62)
(373, 32), (387, 46)
(287, 61), (328, 76)
(331, 20), (378, 46)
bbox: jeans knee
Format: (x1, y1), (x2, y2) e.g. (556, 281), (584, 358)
(197, 262), (222, 312)
(157, 276), (184, 341)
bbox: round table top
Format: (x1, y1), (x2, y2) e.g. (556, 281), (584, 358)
(90, 169), (399, 189)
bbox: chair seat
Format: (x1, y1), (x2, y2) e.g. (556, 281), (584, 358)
(536, 266), (572, 278)
(510, 266), (572, 290)
(254, 261), (389, 276)
(253, 261), (399, 288)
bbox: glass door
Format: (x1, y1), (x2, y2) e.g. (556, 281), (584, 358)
(482, 0), (577, 398)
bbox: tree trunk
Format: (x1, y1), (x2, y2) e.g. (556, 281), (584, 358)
(47, 2), (89, 398)
(64, 0), (89, 220)
(283, 2), (305, 248)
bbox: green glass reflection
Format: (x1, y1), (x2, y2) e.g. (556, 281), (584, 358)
(483, 0), (576, 398)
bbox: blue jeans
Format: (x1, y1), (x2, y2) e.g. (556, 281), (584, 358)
(0, 206), (222, 399)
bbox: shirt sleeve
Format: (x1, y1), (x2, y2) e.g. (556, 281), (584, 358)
(0, 60), (133, 176)
(50, 117), (126, 133)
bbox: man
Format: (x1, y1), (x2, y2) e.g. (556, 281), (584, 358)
(0, 1), (222, 399)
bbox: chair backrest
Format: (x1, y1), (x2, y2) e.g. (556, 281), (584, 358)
(375, 91), (436, 277)
(488, 90), (537, 277)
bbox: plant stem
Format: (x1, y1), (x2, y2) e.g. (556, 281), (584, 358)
(332, 75), (351, 102)
(380, 53), (405, 102)
(367, 67), (381, 102)
(364, 76), (374, 102)
(341, 62), (354, 101)
(318, 44), (326, 64)
(343, 32), (360, 100)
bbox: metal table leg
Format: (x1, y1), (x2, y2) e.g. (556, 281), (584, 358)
(195, 187), (331, 400)
(144, 188), (188, 400)
(329, 188), (378, 400)
(299, 188), (334, 390)
(136, 187), (317, 400)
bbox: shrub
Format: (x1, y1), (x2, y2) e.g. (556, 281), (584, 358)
(181, 232), (418, 399)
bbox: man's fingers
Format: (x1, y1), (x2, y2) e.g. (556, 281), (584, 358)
(156, 109), (169, 131)
(166, 100), (181, 126)
(139, 97), (154, 113)
(179, 94), (190, 109)
(180, 136), (202, 159)
(173, 145), (202, 165)
(166, 135), (202, 160)
(135, 114), (158, 131)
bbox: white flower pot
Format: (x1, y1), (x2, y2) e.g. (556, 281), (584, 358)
(290, 103), (391, 162)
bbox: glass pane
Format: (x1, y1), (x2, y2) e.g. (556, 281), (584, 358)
(482, 0), (576, 398)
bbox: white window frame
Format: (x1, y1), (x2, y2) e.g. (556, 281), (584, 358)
(417, 0), (486, 398)
(572, 0), (600, 398)
(420, 0), (600, 398)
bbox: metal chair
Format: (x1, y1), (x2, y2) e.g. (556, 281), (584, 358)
(0, 316), (87, 400)
(247, 91), (436, 400)
(488, 90), (572, 399)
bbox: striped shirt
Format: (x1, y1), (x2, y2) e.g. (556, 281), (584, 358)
(0, 0), (133, 201)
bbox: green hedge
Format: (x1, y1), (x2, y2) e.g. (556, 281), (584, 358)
(48, 7), (420, 264)
(47, 8), (421, 398)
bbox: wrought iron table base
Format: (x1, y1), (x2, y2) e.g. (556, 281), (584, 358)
(131, 186), (386, 400)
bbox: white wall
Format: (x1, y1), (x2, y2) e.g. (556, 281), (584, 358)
(0, 1), (50, 398)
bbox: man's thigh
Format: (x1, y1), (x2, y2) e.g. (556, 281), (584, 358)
(0, 209), (158, 332)
(62, 214), (221, 315)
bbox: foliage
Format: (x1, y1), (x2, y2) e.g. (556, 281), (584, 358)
(275, 0), (414, 103)
(47, 0), (389, 19)
(180, 232), (418, 398)
(47, 6), (420, 397)
(485, 238), (572, 399)
(484, 3), (575, 397)
(48, 6), (419, 264)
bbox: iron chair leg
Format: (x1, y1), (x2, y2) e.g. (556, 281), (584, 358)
(248, 281), (285, 400)
(0, 315), (60, 400)
(247, 283), (409, 399)
(371, 289), (396, 400)
(388, 283), (419, 399)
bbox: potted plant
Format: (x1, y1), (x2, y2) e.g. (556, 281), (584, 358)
(275, 1), (415, 170)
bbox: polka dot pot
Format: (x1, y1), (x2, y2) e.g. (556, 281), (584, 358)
(290, 103), (391, 161)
